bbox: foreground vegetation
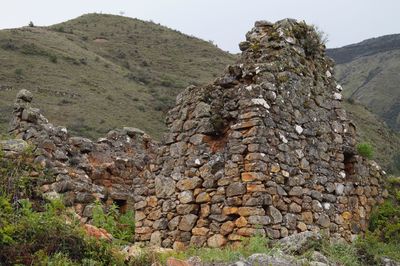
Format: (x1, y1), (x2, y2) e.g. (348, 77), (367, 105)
(0, 145), (127, 265)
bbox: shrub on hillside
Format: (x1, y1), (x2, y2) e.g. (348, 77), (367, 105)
(49, 54), (58, 63)
(357, 142), (374, 159)
(14, 68), (23, 77)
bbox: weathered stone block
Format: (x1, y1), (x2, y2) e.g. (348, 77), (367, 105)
(179, 214), (198, 232)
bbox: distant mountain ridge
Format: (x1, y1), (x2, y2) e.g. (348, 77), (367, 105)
(327, 34), (400, 64)
(327, 34), (400, 133)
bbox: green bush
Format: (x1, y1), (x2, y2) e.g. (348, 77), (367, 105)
(15, 68), (23, 76)
(356, 233), (400, 263)
(357, 142), (374, 159)
(368, 199), (400, 243)
(53, 26), (65, 33)
(0, 143), (50, 201)
(49, 54), (58, 63)
(20, 43), (48, 56)
(390, 154), (400, 175)
(92, 201), (135, 242)
(354, 179), (400, 263)
(0, 142), (127, 265)
(0, 196), (125, 265)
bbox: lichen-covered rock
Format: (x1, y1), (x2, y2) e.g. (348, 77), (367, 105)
(246, 252), (301, 266)
(279, 231), (321, 254)
(0, 139), (29, 156)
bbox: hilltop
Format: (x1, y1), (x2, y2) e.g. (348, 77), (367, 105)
(0, 13), (235, 139)
(327, 34), (400, 132)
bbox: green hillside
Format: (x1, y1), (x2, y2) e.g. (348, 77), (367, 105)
(327, 35), (400, 132)
(344, 101), (400, 174)
(0, 13), (235, 139)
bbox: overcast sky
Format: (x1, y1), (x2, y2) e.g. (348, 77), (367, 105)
(0, 0), (399, 52)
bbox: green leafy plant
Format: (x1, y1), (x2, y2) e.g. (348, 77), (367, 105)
(0, 196), (125, 265)
(92, 201), (135, 242)
(354, 177), (400, 263)
(357, 142), (374, 159)
(0, 142), (127, 265)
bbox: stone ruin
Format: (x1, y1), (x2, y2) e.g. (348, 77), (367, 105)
(7, 88), (158, 220)
(136, 19), (388, 247)
(1, 19), (388, 249)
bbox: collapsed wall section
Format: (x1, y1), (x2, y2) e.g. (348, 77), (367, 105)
(8, 89), (158, 222)
(134, 19), (388, 248)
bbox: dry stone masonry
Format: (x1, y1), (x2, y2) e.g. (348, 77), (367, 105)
(1, 19), (388, 249)
(7, 89), (158, 221)
(136, 19), (388, 248)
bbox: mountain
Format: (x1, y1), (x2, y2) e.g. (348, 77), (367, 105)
(327, 34), (400, 132)
(0, 13), (235, 139)
(0, 14), (398, 173)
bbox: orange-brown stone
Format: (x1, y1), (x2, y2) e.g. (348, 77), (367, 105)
(241, 172), (260, 182)
(192, 227), (209, 236)
(223, 207), (238, 215)
(235, 216), (248, 227)
(237, 227), (256, 237)
(220, 221), (235, 235)
(246, 183), (265, 192)
(342, 211), (352, 220)
(301, 211), (313, 224)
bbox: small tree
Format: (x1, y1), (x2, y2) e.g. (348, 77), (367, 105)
(28, 21), (34, 27)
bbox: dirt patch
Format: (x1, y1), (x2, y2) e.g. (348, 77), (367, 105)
(93, 38), (109, 43)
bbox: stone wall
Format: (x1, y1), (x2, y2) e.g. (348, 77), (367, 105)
(1, 19), (388, 250)
(134, 19), (388, 248)
(7, 89), (158, 222)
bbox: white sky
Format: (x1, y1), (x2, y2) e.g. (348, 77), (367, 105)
(0, 0), (399, 53)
